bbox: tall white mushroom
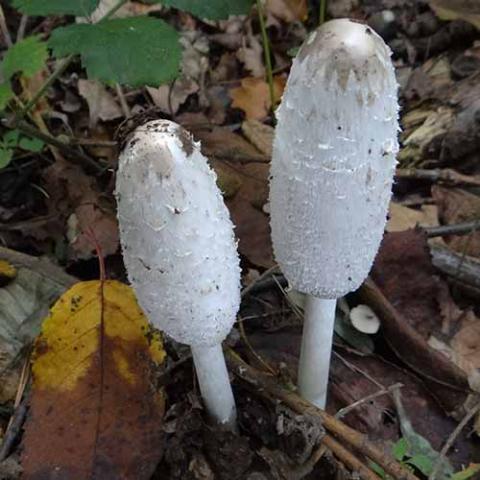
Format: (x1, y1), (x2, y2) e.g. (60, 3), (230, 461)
(116, 120), (240, 426)
(270, 19), (399, 408)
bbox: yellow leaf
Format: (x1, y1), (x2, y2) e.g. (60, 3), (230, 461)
(0, 260), (17, 285)
(230, 76), (286, 120)
(22, 280), (166, 480)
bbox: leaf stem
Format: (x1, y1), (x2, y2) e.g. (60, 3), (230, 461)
(256, 0), (275, 117)
(319, 0), (327, 25)
(101, 0), (128, 21)
(20, 55), (73, 117)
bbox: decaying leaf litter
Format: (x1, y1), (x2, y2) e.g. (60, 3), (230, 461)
(0, 0), (480, 478)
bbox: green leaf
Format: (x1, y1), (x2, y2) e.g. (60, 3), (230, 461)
(160, 0), (253, 20)
(49, 17), (181, 87)
(2, 36), (48, 79)
(392, 438), (409, 462)
(0, 83), (13, 110)
(0, 148), (13, 169)
(452, 464), (480, 480)
(19, 136), (44, 152)
(369, 462), (387, 479)
(406, 455), (434, 476)
(12, 0), (99, 16)
(3, 130), (20, 147)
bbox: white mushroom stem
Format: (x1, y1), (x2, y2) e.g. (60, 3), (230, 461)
(298, 297), (336, 408)
(191, 344), (236, 427)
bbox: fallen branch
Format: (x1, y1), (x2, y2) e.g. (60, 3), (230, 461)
(226, 349), (420, 480)
(396, 168), (480, 187)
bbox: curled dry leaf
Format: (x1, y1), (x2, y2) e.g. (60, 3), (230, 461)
(428, 0), (480, 30)
(22, 280), (166, 479)
(432, 186), (480, 258)
(78, 79), (123, 128)
(230, 76), (286, 120)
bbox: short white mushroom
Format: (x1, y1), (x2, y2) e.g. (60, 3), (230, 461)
(270, 19), (399, 408)
(116, 120), (240, 427)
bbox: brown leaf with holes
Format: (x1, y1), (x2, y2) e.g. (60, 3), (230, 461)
(230, 76), (286, 120)
(432, 186), (480, 258)
(22, 280), (166, 479)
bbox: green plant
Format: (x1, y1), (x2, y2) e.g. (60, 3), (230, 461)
(371, 437), (480, 480)
(0, 0), (253, 168)
(0, 129), (44, 168)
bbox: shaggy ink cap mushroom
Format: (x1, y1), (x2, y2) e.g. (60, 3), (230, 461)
(270, 18), (400, 299)
(116, 120), (241, 347)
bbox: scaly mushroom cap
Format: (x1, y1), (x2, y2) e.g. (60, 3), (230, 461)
(270, 19), (399, 299)
(116, 120), (241, 347)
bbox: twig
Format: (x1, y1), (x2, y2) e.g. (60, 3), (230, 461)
(2, 119), (105, 173)
(322, 435), (381, 480)
(430, 245), (480, 291)
(256, 0), (276, 116)
(335, 383), (404, 419)
(226, 349), (420, 480)
(425, 220), (480, 238)
(0, 400), (28, 461)
(115, 83), (131, 118)
(0, 3), (12, 48)
(241, 264), (279, 297)
(429, 398), (480, 480)
(395, 168), (480, 188)
(16, 14), (28, 42)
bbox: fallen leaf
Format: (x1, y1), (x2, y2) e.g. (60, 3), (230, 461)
(0, 247), (75, 403)
(22, 280), (166, 479)
(194, 127), (274, 267)
(242, 120), (274, 157)
(42, 157), (119, 260)
(78, 79), (123, 128)
(146, 77), (199, 115)
(0, 259), (17, 285)
(432, 186), (480, 258)
(429, 0), (480, 30)
(236, 21), (265, 77)
(266, 0), (308, 22)
(387, 202), (439, 232)
(230, 76), (285, 120)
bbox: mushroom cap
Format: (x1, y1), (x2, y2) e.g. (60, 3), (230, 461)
(116, 120), (241, 347)
(270, 18), (399, 299)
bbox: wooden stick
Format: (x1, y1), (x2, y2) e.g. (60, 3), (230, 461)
(226, 350), (420, 480)
(322, 435), (382, 480)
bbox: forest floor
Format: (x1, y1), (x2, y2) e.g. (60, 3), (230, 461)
(1, 0), (480, 479)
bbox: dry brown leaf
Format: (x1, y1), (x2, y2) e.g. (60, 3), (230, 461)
(387, 202), (439, 233)
(266, 0), (308, 22)
(78, 79), (123, 128)
(230, 76), (285, 120)
(429, 0), (480, 29)
(194, 127), (274, 267)
(146, 77), (199, 115)
(432, 186), (480, 258)
(242, 120), (274, 157)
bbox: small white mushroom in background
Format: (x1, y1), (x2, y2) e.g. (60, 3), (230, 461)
(349, 305), (380, 334)
(116, 120), (240, 427)
(270, 19), (399, 408)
